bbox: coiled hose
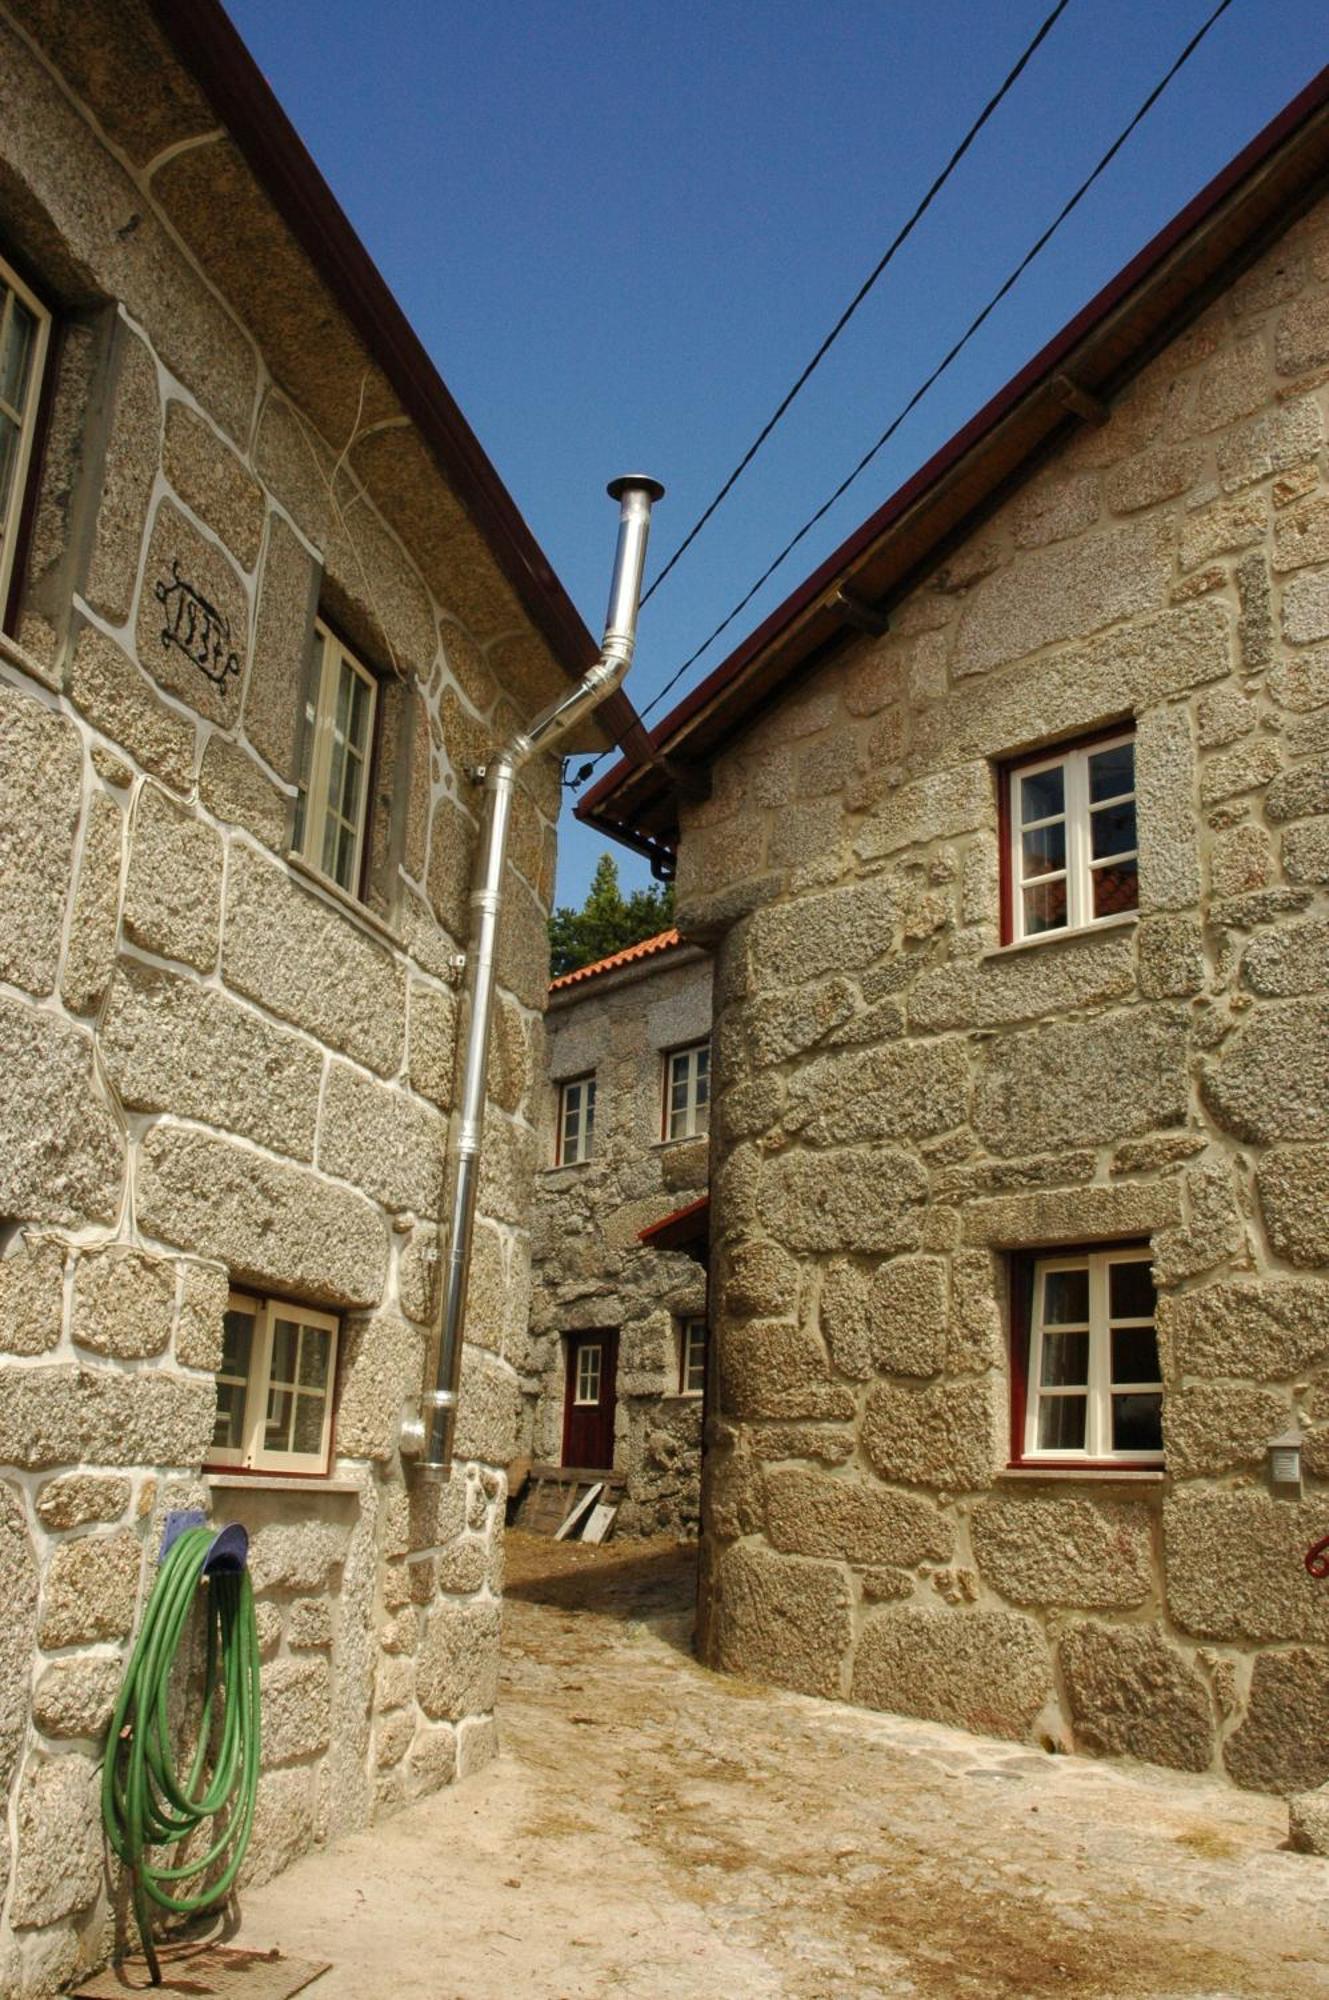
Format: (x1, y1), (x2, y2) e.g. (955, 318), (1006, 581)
(101, 1524), (262, 1984)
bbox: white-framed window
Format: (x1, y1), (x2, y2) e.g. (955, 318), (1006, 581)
(1022, 1249), (1161, 1463)
(1004, 729), (1137, 943)
(208, 1290), (340, 1475)
(293, 620), (379, 897)
(663, 1041), (710, 1142)
(574, 1339), (603, 1407)
(678, 1316), (707, 1397)
(557, 1073), (596, 1165)
(0, 252), (52, 619)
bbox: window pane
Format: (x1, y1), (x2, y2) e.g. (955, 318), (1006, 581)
(0, 414), (17, 518)
(1038, 1396), (1086, 1451)
(333, 820), (358, 891)
(265, 1386), (294, 1452)
(348, 669), (373, 755)
(298, 1327), (332, 1389)
(1092, 858), (1138, 917)
(1022, 878), (1067, 934)
(214, 1307), (255, 1450)
(270, 1318), (299, 1385)
(1039, 1331), (1089, 1388)
(213, 1380), (248, 1450)
(584, 1080), (596, 1150)
(338, 743), (365, 832)
(220, 1306), (255, 1378)
(1090, 800), (1137, 860)
(0, 298), (35, 411)
(1112, 1392), (1162, 1453)
(1020, 765), (1064, 823)
(1043, 1268), (1088, 1324)
(1021, 823), (1065, 877)
(1088, 740), (1134, 803)
(1109, 1260), (1155, 1320)
(292, 1393), (325, 1455)
(1111, 1326), (1160, 1383)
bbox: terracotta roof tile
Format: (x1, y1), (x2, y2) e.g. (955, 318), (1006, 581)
(548, 928), (682, 994)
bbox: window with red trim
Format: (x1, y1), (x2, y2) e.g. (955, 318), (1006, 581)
(1009, 1245), (1162, 1468)
(999, 727), (1138, 945)
(555, 1073), (596, 1165)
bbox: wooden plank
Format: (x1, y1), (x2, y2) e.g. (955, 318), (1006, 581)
(582, 1502), (617, 1545)
(554, 1480), (604, 1541)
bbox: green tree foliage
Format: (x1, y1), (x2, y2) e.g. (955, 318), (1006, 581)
(548, 853), (675, 977)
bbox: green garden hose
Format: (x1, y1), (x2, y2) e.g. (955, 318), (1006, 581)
(101, 1523), (262, 1985)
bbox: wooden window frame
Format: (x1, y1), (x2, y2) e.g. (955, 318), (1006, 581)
(662, 1040), (710, 1142)
(294, 618), (381, 900)
(677, 1316), (707, 1397)
(998, 723), (1138, 946)
(1008, 1242), (1162, 1470)
(0, 249), (53, 628)
(556, 1073), (596, 1166)
(207, 1289), (340, 1477)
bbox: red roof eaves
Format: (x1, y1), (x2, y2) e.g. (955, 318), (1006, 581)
(548, 928), (683, 994)
(638, 1195), (710, 1248)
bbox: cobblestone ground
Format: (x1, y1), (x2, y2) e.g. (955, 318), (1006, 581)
(233, 1534), (1329, 1998)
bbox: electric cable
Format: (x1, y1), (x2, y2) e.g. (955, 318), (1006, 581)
(568, 0), (1235, 793)
(102, 1525), (262, 1985)
(637, 0), (1075, 612)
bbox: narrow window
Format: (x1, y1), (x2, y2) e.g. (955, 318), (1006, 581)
(1013, 1248), (1161, 1465)
(574, 1339), (603, 1406)
(678, 1316), (707, 1396)
(293, 619), (379, 897)
(0, 251), (52, 622)
(1002, 729), (1137, 944)
(557, 1074), (596, 1165)
(207, 1290), (340, 1476)
(663, 1041), (710, 1142)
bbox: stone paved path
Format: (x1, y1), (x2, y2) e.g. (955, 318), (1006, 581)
(232, 1534), (1329, 1998)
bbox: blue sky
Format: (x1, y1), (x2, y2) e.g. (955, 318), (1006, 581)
(224, 0), (1327, 908)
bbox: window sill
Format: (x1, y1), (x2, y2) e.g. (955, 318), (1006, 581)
(285, 849), (402, 953)
(541, 1158), (594, 1177)
(986, 912), (1137, 960)
(653, 1133), (710, 1151)
(207, 1470), (363, 1496)
(999, 1463), (1164, 1484)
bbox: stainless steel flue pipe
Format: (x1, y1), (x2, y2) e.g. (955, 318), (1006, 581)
(402, 475), (664, 1480)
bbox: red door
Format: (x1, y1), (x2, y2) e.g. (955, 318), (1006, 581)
(562, 1330), (618, 1471)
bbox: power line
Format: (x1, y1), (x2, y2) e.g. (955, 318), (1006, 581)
(571, 0), (1235, 792)
(636, 0), (1075, 613)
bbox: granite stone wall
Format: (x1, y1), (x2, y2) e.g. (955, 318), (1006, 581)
(527, 945), (712, 1536)
(678, 198), (1329, 1796)
(0, 6), (561, 1990)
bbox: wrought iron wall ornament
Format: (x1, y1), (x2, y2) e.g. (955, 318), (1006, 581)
(155, 558), (241, 692)
(1306, 1534), (1329, 1579)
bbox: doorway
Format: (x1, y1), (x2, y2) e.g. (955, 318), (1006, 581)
(562, 1329), (618, 1470)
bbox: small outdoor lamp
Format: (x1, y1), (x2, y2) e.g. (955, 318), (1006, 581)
(1268, 1425), (1304, 1496)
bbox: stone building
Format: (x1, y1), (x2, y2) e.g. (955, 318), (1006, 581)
(527, 930), (713, 1536)
(0, 2), (628, 1988)
(580, 74), (1329, 1805)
